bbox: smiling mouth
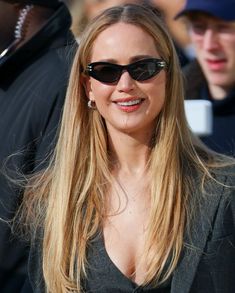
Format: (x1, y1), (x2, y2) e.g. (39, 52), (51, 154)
(114, 98), (144, 113)
(116, 99), (143, 106)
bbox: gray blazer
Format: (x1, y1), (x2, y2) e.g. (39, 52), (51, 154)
(25, 171), (235, 293)
(172, 173), (235, 292)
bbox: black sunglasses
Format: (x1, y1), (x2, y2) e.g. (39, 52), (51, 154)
(85, 58), (167, 84)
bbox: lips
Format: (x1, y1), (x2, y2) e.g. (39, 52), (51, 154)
(205, 58), (227, 71)
(116, 98), (143, 106)
(113, 97), (144, 113)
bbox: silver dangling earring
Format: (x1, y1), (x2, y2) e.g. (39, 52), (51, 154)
(88, 100), (96, 109)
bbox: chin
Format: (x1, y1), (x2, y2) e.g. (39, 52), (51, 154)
(207, 75), (234, 88)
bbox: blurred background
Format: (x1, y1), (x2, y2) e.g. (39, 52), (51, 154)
(65, 0), (193, 66)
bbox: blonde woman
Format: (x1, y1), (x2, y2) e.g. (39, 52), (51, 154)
(19, 3), (235, 293)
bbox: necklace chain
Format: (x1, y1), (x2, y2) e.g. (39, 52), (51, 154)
(0, 5), (34, 60)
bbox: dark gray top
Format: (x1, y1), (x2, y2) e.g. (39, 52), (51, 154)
(83, 234), (171, 293)
(25, 168), (235, 293)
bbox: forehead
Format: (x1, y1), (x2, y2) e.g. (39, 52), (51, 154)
(188, 12), (235, 26)
(90, 22), (160, 61)
(95, 22), (154, 40)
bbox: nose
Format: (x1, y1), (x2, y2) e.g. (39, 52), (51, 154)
(202, 28), (220, 51)
(116, 70), (135, 92)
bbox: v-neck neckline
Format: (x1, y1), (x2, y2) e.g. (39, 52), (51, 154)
(97, 233), (170, 293)
(100, 233), (144, 288)
(84, 230), (174, 292)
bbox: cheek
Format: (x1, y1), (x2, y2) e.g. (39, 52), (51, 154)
(144, 85), (165, 117)
(190, 34), (202, 49)
(226, 42), (235, 59)
(152, 84), (166, 112)
(89, 80), (114, 102)
(149, 76), (166, 102)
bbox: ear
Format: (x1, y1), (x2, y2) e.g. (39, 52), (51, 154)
(82, 75), (95, 102)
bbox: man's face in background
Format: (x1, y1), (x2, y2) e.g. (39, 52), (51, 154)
(189, 13), (235, 94)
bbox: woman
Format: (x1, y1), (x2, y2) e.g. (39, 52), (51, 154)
(19, 3), (235, 292)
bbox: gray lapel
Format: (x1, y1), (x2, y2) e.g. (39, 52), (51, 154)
(171, 181), (224, 293)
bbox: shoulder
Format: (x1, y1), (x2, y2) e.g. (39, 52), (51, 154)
(205, 164), (235, 221)
(191, 162), (235, 222)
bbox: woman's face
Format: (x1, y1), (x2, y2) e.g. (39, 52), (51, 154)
(85, 22), (166, 138)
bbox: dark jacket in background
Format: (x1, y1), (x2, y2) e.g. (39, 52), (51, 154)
(183, 60), (235, 156)
(0, 4), (75, 292)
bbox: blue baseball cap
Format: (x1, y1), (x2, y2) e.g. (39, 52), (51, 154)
(176, 0), (235, 21)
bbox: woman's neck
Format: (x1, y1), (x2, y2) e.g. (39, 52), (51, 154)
(108, 130), (151, 176)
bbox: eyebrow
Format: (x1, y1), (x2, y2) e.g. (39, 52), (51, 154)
(131, 55), (159, 62)
(92, 55), (159, 64)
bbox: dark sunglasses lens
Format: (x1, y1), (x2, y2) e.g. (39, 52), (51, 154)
(92, 64), (120, 83)
(130, 60), (161, 81)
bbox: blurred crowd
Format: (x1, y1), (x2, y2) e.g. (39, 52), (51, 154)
(68, 0), (193, 66)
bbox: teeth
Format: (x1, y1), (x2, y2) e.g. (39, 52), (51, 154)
(117, 99), (142, 106)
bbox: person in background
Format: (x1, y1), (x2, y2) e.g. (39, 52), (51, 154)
(69, 0), (142, 38)
(18, 3), (235, 292)
(150, 0), (195, 66)
(84, 0), (142, 20)
(0, 0), (75, 292)
(176, 0), (235, 155)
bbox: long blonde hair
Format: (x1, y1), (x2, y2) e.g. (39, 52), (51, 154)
(18, 3), (230, 292)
